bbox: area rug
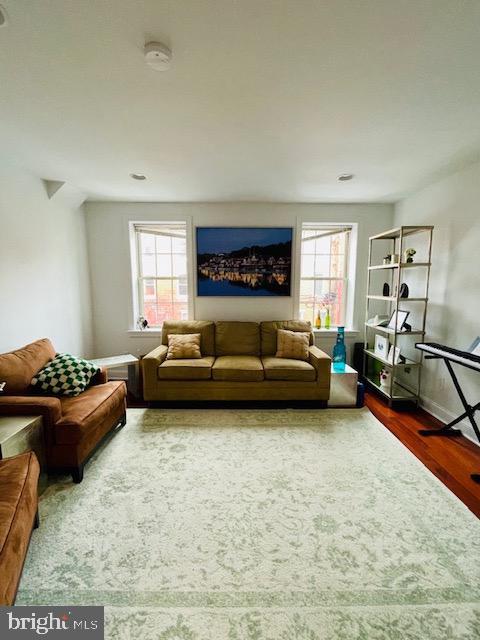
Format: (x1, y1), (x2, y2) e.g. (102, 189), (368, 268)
(17, 408), (480, 639)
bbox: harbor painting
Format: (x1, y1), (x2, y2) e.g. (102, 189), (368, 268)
(196, 227), (292, 296)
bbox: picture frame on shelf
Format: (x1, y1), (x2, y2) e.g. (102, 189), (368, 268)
(387, 309), (410, 332)
(387, 345), (401, 364)
(374, 335), (389, 360)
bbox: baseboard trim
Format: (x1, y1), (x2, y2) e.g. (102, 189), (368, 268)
(419, 396), (479, 446)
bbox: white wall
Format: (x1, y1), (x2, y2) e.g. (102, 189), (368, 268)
(84, 201), (393, 358)
(395, 160), (480, 443)
(0, 162), (93, 356)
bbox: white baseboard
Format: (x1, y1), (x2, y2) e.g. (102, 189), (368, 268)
(419, 396), (479, 447)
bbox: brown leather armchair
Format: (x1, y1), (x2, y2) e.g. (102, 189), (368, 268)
(0, 339), (126, 483)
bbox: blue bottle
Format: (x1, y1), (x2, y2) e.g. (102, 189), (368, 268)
(332, 326), (346, 372)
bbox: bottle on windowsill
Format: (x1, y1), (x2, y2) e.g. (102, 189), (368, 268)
(315, 310), (321, 329)
(325, 307), (331, 330)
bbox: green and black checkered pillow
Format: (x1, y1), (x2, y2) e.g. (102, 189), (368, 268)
(31, 353), (100, 397)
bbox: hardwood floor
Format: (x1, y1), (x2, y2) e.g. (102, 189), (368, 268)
(365, 392), (480, 518)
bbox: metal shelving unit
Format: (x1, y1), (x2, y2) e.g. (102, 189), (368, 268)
(363, 225), (433, 406)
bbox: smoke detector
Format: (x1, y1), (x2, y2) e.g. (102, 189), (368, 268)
(144, 41), (172, 71)
(0, 5), (9, 28)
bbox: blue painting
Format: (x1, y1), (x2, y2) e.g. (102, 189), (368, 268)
(196, 227), (292, 297)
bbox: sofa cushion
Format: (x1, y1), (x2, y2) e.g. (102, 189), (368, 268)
(212, 355), (264, 381)
(262, 356), (316, 382)
(166, 334), (202, 360)
(260, 321), (313, 355)
(55, 381), (126, 444)
(162, 321), (215, 356)
(0, 451), (39, 606)
(215, 322), (260, 356)
(276, 329), (310, 361)
(0, 338), (56, 395)
(158, 357), (215, 381)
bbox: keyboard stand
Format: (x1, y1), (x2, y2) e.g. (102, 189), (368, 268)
(418, 356), (480, 484)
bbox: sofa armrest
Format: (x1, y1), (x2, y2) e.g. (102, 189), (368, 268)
(308, 345), (331, 386)
(142, 345), (168, 379)
(91, 367), (108, 385)
(0, 395), (63, 427)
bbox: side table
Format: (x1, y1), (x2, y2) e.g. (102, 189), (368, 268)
(328, 364), (359, 407)
(0, 415), (47, 492)
(90, 354), (140, 398)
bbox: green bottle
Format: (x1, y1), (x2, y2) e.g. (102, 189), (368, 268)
(325, 307), (331, 330)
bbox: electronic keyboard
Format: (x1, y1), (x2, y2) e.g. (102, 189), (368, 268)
(415, 342), (480, 484)
(416, 342), (480, 372)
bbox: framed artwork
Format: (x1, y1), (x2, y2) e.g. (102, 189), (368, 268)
(387, 309), (410, 331)
(196, 227), (292, 297)
(388, 345), (401, 364)
(374, 334), (389, 359)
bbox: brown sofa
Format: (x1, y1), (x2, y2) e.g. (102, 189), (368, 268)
(0, 339), (127, 483)
(143, 320), (331, 402)
(0, 451), (40, 605)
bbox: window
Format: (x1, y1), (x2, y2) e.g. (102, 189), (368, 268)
(298, 223), (353, 328)
(132, 222), (189, 327)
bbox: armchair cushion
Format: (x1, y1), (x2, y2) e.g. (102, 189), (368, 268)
(55, 381), (126, 444)
(0, 339), (55, 395)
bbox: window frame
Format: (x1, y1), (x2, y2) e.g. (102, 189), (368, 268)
(129, 220), (194, 329)
(295, 221), (357, 330)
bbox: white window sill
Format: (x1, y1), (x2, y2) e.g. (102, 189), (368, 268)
(127, 329), (162, 338)
(313, 328), (359, 337)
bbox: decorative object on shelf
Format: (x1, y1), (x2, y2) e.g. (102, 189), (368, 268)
(367, 314), (389, 327)
(387, 309), (410, 331)
(404, 248), (416, 263)
(391, 253), (399, 263)
(382, 282), (390, 297)
(383, 254), (392, 265)
(137, 316), (149, 330)
(399, 282), (409, 298)
(332, 326), (346, 372)
(324, 307), (331, 330)
(388, 345), (401, 364)
(403, 322), (412, 332)
(374, 334), (389, 359)
(315, 310), (321, 329)
(379, 368), (391, 388)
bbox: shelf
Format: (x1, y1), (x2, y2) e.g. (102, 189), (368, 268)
(368, 262), (431, 271)
(367, 295), (428, 302)
(364, 349), (421, 368)
(364, 375), (418, 400)
(364, 323), (425, 336)
(369, 226), (434, 241)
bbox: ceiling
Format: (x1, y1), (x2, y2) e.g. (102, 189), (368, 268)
(1, 0), (480, 203)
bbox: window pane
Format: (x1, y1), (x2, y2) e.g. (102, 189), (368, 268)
(301, 254), (315, 277)
(172, 236), (186, 253)
(314, 254), (330, 277)
(172, 254), (187, 277)
(155, 235), (172, 254)
(140, 233), (155, 254)
(156, 254), (172, 277)
(299, 279), (314, 325)
(141, 253), (156, 276)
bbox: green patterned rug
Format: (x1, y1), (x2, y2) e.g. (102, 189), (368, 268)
(17, 408), (480, 639)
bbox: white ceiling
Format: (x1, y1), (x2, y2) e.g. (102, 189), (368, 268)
(1, 0), (480, 203)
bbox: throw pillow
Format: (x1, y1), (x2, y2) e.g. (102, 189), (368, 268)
(276, 329), (310, 361)
(30, 353), (100, 397)
(166, 333), (202, 360)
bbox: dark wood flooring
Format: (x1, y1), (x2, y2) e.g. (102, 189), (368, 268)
(126, 389), (480, 518)
(365, 392), (480, 518)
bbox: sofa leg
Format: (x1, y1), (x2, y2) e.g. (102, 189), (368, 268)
(71, 464), (84, 484)
(33, 509), (40, 529)
(119, 412), (127, 428)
